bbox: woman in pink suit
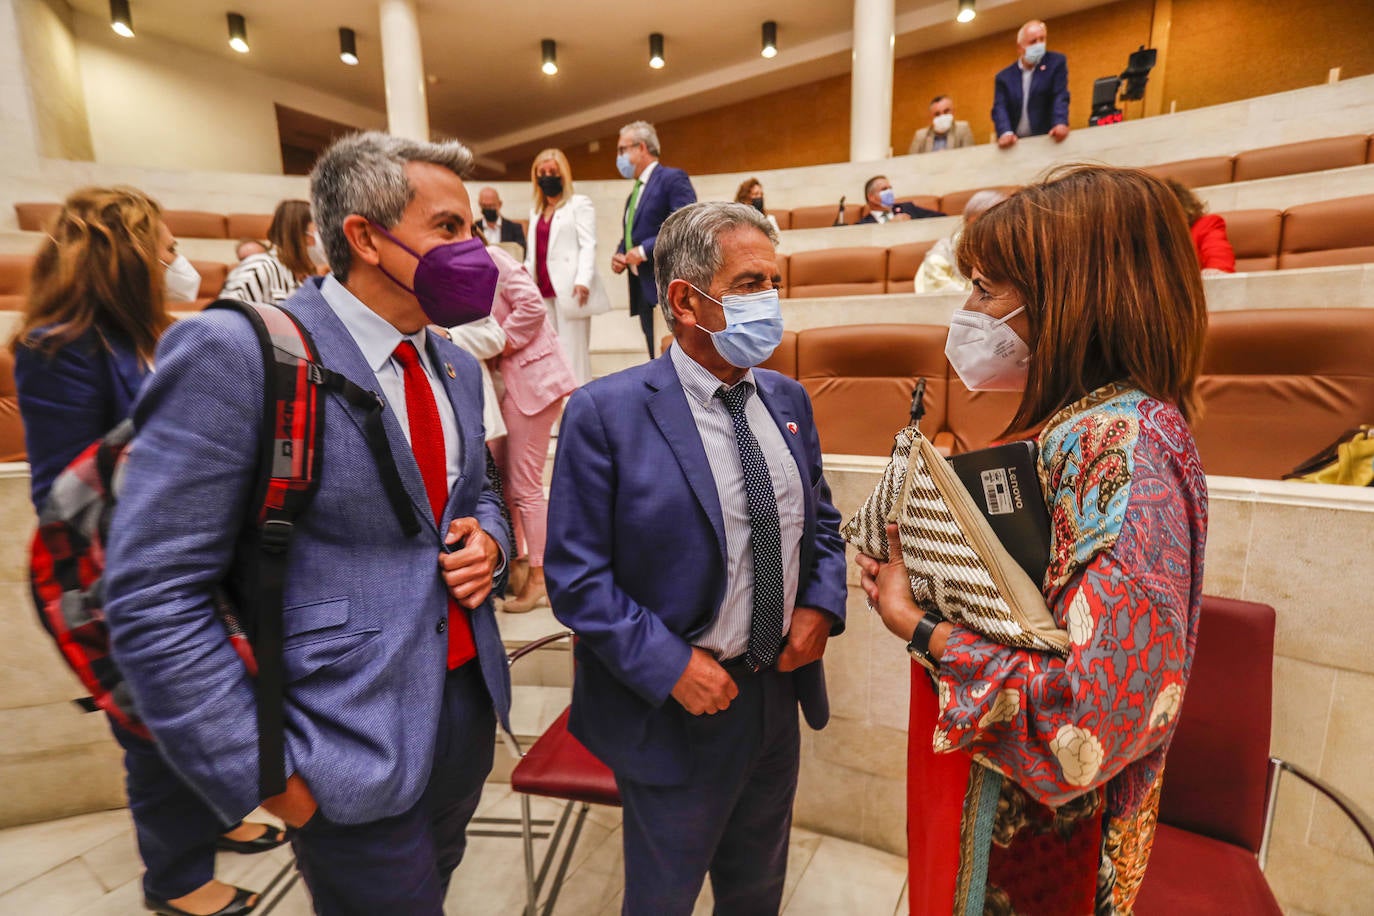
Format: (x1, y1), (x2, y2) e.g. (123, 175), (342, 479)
(487, 244), (577, 612)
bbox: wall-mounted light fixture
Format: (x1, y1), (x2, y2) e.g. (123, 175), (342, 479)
(227, 12), (249, 53)
(648, 33), (665, 69)
(761, 21), (777, 58)
(109, 0), (134, 37)
(957, 0), (976, 23)
(541, 38), (558, 75)
(339, 27), (358, 65)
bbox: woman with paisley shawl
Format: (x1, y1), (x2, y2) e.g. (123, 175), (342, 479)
(858, 165), (1209, 915)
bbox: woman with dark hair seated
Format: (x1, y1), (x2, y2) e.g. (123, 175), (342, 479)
(858, 166), (1209, 915)
(220, 198), (324, 304)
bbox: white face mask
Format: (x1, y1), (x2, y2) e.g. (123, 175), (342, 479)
(307, 237), (328, 269)
(944, 306), (1029, 390)
(932, 113), (955, 134)
(161, 253), (201, 303)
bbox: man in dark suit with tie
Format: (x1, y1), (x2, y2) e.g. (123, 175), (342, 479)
(611, 120), (697, 359)
(992, 19), (1071, 148)
(476, 186), (527, 257)
(548, 201), (848, 914)
(857, 175), (944, 224)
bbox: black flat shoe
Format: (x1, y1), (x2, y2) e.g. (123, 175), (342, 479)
(215, 822), (287, 854)
(145, 886), (258, 916)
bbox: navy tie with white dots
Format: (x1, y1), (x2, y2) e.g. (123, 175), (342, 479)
(716, 383), (784, 670)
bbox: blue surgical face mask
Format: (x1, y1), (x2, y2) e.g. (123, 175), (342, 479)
(687, 284), (784, 369)
(878, 188), (896, 209)
(1024, 41), (1046, 65)
(616, 154), (636, 179)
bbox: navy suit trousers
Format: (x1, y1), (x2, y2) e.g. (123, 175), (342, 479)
(288, 662), (496, 915)
(616, 666), (801, 916)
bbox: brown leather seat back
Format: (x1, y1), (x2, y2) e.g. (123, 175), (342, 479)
(0, 254), (34, 297)
(1218, 210), (1282, 271)
(768, 210), (792, 231)
(797, 324), (948, 456)
(226, 213), (272, 240)
(787, 247), (888, 299)
(938, 186), (1020, 216)
(1233, 135), (1370, 183)
(1194, 308), (1374, 478)
(13, 202), (61, 232)
(1143, 156), (1234, 188)
(942, 379), (1022, 454)
(163, 211), (228, 239)
(776, 253), (789, 299)
(897, 194), (941, 213)
(1278, 194), (1374, 269)
(886, 240), (939, 293)
(788, 204), (861, 229)
(0, 347), (24, 462)
(190, 261), (229, 300)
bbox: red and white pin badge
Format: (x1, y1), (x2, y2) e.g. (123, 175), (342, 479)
(786, 422), (799, 435)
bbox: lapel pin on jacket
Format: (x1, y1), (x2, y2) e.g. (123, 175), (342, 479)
(445, 362), (456, 379)
(786, 421), (799, 435)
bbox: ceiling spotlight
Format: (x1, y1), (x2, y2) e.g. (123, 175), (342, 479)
(648, 32), (665, 69)
(227, 12), (249, 53)
(339, 27), (358, 65)
(541, 38), (558, 76)
(761, 21), (778, 58)
(109, 0), (134, 37)
(957, 0), (976, 23)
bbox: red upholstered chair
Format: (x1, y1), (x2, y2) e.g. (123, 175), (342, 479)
(501, 631), (620, 916)
(1134, 596), (1374, 914)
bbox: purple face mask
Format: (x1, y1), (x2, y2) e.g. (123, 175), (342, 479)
(369, 222), (499, 326)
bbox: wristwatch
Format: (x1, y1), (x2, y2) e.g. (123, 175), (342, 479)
(907, 611), (944, 673)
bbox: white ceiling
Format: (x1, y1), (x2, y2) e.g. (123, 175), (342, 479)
(66, 0), (1118, 164)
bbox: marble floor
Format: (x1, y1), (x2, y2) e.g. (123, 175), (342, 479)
(0, 785), (910, 915)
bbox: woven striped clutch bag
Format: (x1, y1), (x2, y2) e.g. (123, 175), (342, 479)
(842, 426), (1068, 655)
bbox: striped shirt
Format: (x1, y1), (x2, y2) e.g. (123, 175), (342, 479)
(219, 249), (301, 305)
(669, 343), (804, 660)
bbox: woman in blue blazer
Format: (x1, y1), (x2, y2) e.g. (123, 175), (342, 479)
(12, 187), (280, 916)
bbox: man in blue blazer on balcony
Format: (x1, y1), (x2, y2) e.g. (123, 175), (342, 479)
(611, 119), (697, 360)
(992, 19), (1071, 148)
(548, 201), (848, 915)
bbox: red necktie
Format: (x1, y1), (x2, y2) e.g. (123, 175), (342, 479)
(393, 341), (476, 669)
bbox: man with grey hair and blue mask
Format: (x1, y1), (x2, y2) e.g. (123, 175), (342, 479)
(547, 201), (848, 914)
(104, 130), (512, 914)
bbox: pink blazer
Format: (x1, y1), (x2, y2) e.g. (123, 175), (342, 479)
(488, 245), (577, 416)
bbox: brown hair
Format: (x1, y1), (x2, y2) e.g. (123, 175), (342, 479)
(530, 148), (575, 215)
(734, 177), (762, 204)
(12, 186), (171, 363)
(1164, 178), (1206, 225)
(267, 199), (314, 280)
(956, 165), (1207, 438)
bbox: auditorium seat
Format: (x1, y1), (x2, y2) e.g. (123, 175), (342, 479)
(13, 202), (60, 232)
(1277, 194), (1374, 268)
(0, 348), (25, 462)
(0, 253), (33, 311)
(941, 378), (1021, 454)
(1143, 156), (1235, 188)
(797, 324), (950, 456)
(1219, 209), (1283, 271)
(1232, 134), (1370, 183)
(776, 252), (790, 299)
(768, 209), (792, 231)
(190, 261), (229, 310)
(897, 194), (941, 214)
(1193, 308), (1374, 478)
(938, 186), (1019, 216)
(789, 203), (861, 229)
(226, 213), (272, 240)
(787, 247), (888, 298)
(163, 210), (229, 239)
(885, 240), (939, 294)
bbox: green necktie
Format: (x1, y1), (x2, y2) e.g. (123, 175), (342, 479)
(624, 179), (643, 253)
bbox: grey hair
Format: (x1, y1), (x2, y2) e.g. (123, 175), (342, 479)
(619, 120), (661, 157)
(1017, 19), (1046, 45)
(653, 202), (779, 330)
(310, 130), (474, 282)
(963, 189), (1009, 220)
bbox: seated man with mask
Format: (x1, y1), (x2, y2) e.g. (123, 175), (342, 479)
(545, 201), (848, 915)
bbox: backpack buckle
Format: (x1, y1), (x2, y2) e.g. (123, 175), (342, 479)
(260, 519), (294, 554)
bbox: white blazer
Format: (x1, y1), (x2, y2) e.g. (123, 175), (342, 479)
(525, 193), (611, 318)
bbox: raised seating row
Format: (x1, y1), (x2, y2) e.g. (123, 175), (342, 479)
(12, 205), (273, 241)
(668, 309), (1374, 479)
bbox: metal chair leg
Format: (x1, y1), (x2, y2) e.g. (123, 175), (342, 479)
(521, 792), (538, 916)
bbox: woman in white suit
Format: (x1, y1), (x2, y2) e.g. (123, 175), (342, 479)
(525, 148), (609, 385)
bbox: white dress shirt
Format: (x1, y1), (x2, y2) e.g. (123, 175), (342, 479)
(1017, 65), (1035, 137)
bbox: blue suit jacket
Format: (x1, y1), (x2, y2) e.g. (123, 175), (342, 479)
(14, 327), (145, 508)
(544, 352), (848, 786)
(992, 51), (1070, 138)
(103, 280), (512, 825)
(615, 164), (697, 312)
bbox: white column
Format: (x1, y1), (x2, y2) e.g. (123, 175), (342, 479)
(849, 0), (894, 162)
(378, 0), (429, 141)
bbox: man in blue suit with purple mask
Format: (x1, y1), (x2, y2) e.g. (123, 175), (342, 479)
(104, 131), (512, 916)
(547, 201), (848, 915)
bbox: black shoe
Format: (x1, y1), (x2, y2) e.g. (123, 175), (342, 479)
(216, 823), (287, 854)
(145, 886), (258, 916)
